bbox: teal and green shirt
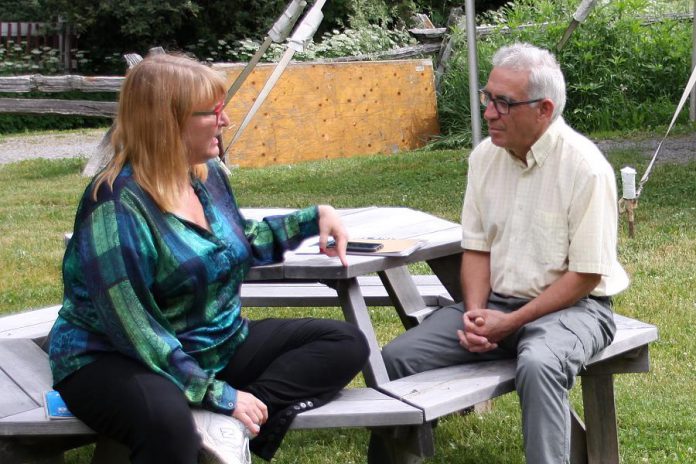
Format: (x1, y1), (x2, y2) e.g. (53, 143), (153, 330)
(48, 160), (319, 415)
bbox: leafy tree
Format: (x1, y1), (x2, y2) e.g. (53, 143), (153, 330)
(345, 0), (509, 27)
(34, 0), (511, 73)
(39, 0), (202, 73)
(0, 0), (44, 20)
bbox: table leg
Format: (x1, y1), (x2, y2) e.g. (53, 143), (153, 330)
(0, 436), (93, 464)
(368, 424), (434, 464)
(570, 408), (588, 464)
(426, 253), (463, 302)
(91, 436), (130, 463)
(582, 374), (619, 464)
(378, 266), (428, 329)
(334, 278), (391, 387)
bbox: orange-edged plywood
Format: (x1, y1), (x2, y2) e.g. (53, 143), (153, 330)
(214, 59), (439, 168)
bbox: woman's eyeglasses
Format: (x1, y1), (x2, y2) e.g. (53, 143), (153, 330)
(192, 100), (225, 124)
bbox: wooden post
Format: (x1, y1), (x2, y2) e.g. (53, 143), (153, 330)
(620, 166), (638, 238)
(626, 199), (637, 238)
(434, 7), (464, 90)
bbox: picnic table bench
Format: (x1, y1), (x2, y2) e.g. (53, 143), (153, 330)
(0, 207), (658, 464)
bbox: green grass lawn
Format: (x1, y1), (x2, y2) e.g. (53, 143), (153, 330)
(0, 144), (694, 463)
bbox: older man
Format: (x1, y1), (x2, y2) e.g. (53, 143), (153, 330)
(379, 43), (629, 463)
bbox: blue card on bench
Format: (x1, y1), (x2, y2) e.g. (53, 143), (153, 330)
(44, 390), (75, 420)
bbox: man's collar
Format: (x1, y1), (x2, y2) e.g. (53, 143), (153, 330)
(528, 117), (565, 167)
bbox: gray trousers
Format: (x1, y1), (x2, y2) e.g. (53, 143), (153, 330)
(381, 293), (616, 464)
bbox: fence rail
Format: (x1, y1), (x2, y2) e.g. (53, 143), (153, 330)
(0, 74), (123, 93)
(0, 74), (121, 116)
(0, 98), (117, 117)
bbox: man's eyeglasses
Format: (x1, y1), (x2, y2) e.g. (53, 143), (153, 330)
(192, 100), (225, 124)
(479, 90), (542, 115)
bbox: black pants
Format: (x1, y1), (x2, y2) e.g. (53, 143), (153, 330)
(56, 318), (369, 463)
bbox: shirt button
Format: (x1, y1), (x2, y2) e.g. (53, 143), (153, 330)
(228, 402), (234, 408)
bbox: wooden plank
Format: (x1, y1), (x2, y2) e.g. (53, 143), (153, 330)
(0, 390), (421, 436)
(291, 388), (422, 429)
(279, 208), (462, 280)
(583, 346), (650, 376)
(214, 60), (439, 168)
(0, 305), (60, 340)
(0, 369), (38, 420)
(338, 207), (455, 239)
(0, 75), (123, 93)
(585, 315), (657, 365)
(241, 275), (446, 308)
(0, 407), (94, 436)
(0, 98), (117, 117)
(0, 340), (53, 405)
(379, 316), (655, 422)
(379, 360), (517, 421)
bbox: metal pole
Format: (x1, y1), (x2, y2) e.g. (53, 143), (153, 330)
(465, 0), (481, 147)
(690, 0), (696, 121)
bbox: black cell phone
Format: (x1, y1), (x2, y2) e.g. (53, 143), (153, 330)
(327, 240), (384, 252)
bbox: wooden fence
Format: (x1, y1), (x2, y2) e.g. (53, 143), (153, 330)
(0, 74), (120, 117)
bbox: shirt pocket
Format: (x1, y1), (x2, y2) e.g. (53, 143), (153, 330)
(530, 210), (568, 267)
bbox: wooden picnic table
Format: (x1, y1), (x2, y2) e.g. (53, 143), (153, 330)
(242, 206), (657, 464)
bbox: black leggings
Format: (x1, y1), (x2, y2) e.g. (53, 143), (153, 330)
(56, 318), (369, 463)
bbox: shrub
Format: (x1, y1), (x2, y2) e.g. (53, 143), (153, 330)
(187, 25), (415, 63)
(435, 0), (694, 147)
(0, 42), (68, 76)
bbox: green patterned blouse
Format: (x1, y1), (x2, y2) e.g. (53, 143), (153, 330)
(48, 160), (319, 414)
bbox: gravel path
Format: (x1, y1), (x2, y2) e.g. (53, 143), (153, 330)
(0, 128), (694, 165)
(0, 129), (105, 165)
(595, 132), (696, 165)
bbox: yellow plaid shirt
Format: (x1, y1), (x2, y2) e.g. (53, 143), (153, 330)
(461, 118), (629, 299)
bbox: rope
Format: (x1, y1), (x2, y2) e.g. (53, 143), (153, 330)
(636, 63), (696, 198)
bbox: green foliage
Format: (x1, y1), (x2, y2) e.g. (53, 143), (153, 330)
(201, 25), (415, 63)
(344, 0), (509, 27)
(436, 0), (694, 145)
(0, 113), (110, 133)
(0, 89), (113, 134)
(23, 0), (510, 73)
(0, 0), (44, 20)
(39, 0), (202, 73)
(0, 42), (75, 75)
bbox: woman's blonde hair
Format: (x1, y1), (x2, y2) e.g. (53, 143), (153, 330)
(92, 53), (227, 211)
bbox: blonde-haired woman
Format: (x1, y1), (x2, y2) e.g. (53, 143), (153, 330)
(48, 54), (368, 463)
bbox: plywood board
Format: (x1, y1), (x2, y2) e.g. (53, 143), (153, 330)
(214, 59), (439, 168)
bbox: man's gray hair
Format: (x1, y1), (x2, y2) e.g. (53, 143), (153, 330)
(492, 43), (566, 120)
